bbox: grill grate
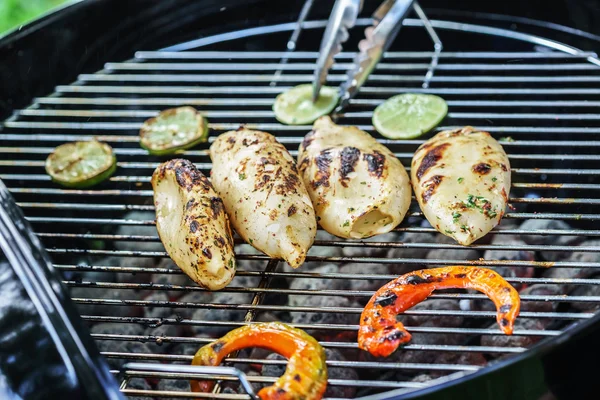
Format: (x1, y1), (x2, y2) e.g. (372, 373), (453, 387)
(2, 13), (600, 399)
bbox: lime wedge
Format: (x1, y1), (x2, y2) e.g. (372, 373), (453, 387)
(140, 106), (209, 155)
(45, 140), (117, 188)
(372, 93), (448, 139)
(273, 84), (339, 125)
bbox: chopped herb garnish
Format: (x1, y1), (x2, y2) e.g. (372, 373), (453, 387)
(444, 229), (455, 234)
(452, 212), (461, 223)
(348, 207), (355, 212)
(238, 173), (246, 180)
(249, 238), (253, 244)
(487, 210), (498, 218)
(491, 177), (497, 182)
(457, 177), (464, 184)
(499, 136), (515, 142)
(360, 181), (367, 185)
(343, 220), (350, 227)
(460, 224), (470, 232)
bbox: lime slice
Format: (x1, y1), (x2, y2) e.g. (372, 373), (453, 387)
(140, 106), (209, 155)
(372, 93), (448, 139)
(273, 84), (339, 125)
(45, 140), (117, 188)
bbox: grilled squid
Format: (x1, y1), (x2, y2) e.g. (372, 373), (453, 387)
(191, 322), (328, 400)
(298, 116), (411, 239)
(359, 266), (520, 357)
(210, 128), (316, 268)
(151, 159), (235, 290)
(411, 126), (511, 245)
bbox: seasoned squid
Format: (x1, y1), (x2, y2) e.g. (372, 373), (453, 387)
(359, 266), (520, 357)
(411, 126), (511, 245)
(151, 159), (235, 290)
(210, 128), (316, 268)
(298, 116), (411, 239)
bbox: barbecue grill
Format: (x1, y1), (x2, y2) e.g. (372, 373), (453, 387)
(2, 0), (600, 399)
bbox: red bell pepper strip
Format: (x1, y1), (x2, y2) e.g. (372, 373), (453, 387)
(191, 322), (327, 400)
(359, 266), (520, 357)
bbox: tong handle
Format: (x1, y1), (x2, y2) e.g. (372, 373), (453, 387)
(312, 0), (363, 101)
(338, 0), (415, 110)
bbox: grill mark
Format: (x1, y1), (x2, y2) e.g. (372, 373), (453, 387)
(363, 150), (385, 178)
(473, 163), (492, 175)
(500, 163), (508, 172)
(340, 146), (360, 185)
(202, 248), (212, 259)
(382, 330), (406, 342)
(215, 236), (225, 248)
(313, 150), (332, 189)
(211, 341), (224, 352)
(189, 220), (199, 233)
(499, 305), (512, 313)
(186, 199), (195, 210)
(209, 197), (224, 218)
(500, 318), (509, 327)
(374, 291), (397, 307)
(287, 204), (297, 217)
(276, 173), (301, 195)
(416, 143), (450, 181)
(421, 175), (444, 204)
(454, 273), (467, 278)
(302, 130), (315, 149)
(405, 275), (436, 285)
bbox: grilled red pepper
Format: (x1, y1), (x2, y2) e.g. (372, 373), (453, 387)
(359, 266), (520, 357)
(191, 322), (327, 400)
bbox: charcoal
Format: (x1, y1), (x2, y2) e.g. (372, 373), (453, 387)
(480, 318), (546, 351)
(90, 323), (156, 369)
(482, 234), (535, 291)
(157, 378), (190, 392)
(234, 243), (267, 273)
(143, 291), (174, 320)
(150, 258), (196, 297)
(261, 349), (359, 398)
(145, 324), (182, 350)
(432, 352), (487, 377)
(118, 256), (159, 285)
(290, 296), (359, 327)
(341, 232), (402, 258)
(171, 342), (203, 357)
(70, 286), (141, 318)
(288, 264), (345, 307)
(543, 239), (600, 292)
(178, 291), (215, 319)
(519, 284), (563, 313)
(91, 322), (145, 336)
(412, 374), (434, 383)
(339, 263), (391, 304)
(283, 230), (343, 274)
(568, 281), (600, 312)
(400, 299), (464, 328)
(127, 378), (153, 400)
(191, 292), (253, 336)
(426, 234), (480, 263)
(519, 219), (579, 246)
(114, 211), (163, 253)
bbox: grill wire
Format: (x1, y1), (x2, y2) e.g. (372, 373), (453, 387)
(2, 13), (600, 399)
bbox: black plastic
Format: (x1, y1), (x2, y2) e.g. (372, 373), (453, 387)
(0, 180), (123, 399)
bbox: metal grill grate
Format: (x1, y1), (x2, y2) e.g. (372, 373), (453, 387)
(2, 14), (600, 399)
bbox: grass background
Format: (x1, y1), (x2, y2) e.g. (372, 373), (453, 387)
(0, 0), (69, 34)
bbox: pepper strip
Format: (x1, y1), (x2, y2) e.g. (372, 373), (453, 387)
(359, 266), (520, 357)
(191, 322), (327, 400)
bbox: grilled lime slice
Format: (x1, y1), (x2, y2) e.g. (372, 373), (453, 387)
(372, 93), (448, 139)
(45, 140), (117, 188)
(140, 106), (209, 155)
(273, 84), (339, 125)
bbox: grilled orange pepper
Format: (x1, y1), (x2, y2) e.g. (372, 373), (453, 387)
(359, 266), (520, 357)
(191, 322), (327, 400)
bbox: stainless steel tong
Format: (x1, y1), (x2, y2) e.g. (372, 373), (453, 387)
(313, 0), (442, 111)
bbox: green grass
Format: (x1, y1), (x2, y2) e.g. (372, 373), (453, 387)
(0, 0), (69, 34)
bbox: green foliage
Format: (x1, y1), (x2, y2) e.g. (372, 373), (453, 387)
(0, 0), (69, 34)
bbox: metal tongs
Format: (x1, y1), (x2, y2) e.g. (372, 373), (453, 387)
(313, 0), (442, 111)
